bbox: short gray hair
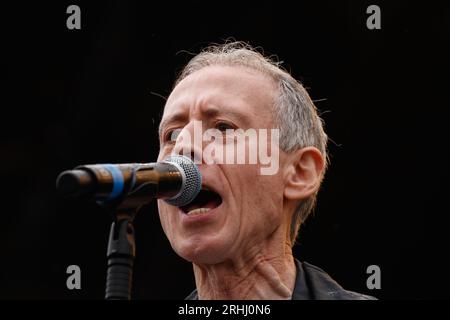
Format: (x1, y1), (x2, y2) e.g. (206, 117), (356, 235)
(173, 41), (328, 245)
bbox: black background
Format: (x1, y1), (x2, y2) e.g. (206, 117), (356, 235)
(1, 1), (449, 299)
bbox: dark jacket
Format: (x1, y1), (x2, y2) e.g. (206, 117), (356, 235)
(186, 259), (376, 300)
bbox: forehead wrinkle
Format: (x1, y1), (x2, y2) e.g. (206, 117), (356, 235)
(160, 94), (251, 136)
(159, 104), (248, 137)
(159, 66), (276, 136)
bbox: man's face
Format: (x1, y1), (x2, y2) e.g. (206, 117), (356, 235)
(157, 65), (288, 264)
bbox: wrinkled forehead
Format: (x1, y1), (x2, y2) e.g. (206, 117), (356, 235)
(162, 65), (277, 124)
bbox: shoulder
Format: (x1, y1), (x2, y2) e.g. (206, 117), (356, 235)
(185, 289), (198, 300)
(300, 261), (377, 300)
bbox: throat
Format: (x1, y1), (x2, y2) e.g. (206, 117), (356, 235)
(193, 256), (296, 300)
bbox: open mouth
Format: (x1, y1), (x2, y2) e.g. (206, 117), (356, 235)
(180, 188), (223, 216)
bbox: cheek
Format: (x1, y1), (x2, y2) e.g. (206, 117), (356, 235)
(232, 167), (283, 227)
(157, 200), (175, 236)
(242, 166), (283, 203)
(248, 175), (284, 226)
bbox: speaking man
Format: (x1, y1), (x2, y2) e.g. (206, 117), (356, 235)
(157, 41), (375, 300)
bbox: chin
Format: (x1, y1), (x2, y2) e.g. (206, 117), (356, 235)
(174, 235), (231, 265)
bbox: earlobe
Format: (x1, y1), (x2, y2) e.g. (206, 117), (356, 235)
(283, 147), (325, 201)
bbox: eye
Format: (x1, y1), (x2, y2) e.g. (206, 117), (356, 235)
(215, 121), (235, 132)
(164, 128), (182, 143)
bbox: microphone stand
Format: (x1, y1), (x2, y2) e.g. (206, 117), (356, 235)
(99, 166), (171, 299)
(102, 170), (159, 300)
(104, 208), (136, 300)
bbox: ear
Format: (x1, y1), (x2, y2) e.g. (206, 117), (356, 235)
(283, 147), (325, 201)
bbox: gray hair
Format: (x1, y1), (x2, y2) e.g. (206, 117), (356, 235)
(173, 41), (328, 245)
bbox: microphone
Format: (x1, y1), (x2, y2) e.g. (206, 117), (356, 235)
(56, 155), (202, 208)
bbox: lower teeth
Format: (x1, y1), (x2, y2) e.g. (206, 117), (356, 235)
(187, 208), (211, 216)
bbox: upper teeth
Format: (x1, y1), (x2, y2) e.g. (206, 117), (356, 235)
(187, 208), (211, 216)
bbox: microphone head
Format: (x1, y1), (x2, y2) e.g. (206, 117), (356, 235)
(163, 155), (202, 207)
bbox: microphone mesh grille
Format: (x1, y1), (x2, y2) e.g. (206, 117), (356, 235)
(163, 155), (202, 207)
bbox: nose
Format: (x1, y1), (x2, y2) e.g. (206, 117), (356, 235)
(172, 120), (204, 164)
(176, 149), (196, 162)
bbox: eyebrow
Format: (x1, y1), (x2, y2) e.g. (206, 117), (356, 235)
(158, 112), (187, 138)
(158, 106), (249, 138)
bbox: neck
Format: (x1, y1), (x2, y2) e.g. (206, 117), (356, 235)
(192, 241), (296, 300)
